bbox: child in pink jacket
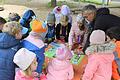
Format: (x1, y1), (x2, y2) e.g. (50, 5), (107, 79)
(68, 14), (86, 50)
(14, 48), (46, 80)
(82, 30), (115, 80)
(47, 44), (74, 80)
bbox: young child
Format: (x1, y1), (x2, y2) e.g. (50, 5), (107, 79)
(13, 48), (38, 80)
(106, 27), (120, 80)
(82, 30), (115, 80)
(20, 10), (36, 38)
(21, 19), (47, 74)
(45, 12), (56, 44)
(56, 14), (71, 42)
(0, 21), (22, 80)
(47, 44), (74, 80)
(8, 13), (28, 37)
(69, 14), (86, 50)
(20, 9), (36, 30)
(8, 13), (21, 22)
(0, 16), (6, 32)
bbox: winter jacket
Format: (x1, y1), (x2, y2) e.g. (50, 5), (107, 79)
(112, 61), (120, 80)
(0, 33), (21, 80)
(56, 23), (71, 42)
(47, 58), (74, 80)
(112, 41), (120, 80)
(21, 35), (45, 73)
(94, 14), (120, 32)
(82, 42), (115, 80)
(45, 24), (55, 44)
(20, 10), (36, 29)
(15, 70), (39, 80)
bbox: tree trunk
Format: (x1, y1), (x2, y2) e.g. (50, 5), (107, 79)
(51, 0), (56, 7)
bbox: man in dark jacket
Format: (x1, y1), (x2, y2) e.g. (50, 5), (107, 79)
(94, 7), (120, 32)
(82, 4), (97, 53)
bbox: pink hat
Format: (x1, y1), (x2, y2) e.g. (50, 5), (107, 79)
(90, 30), (105, 45)
(56, 44), (72, 60)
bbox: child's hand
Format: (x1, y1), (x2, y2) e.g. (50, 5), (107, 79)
(33, 72), (39, 77)
(40, 72), (47, 80)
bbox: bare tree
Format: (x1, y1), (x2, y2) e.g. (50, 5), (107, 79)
(51, 0), (56, 7)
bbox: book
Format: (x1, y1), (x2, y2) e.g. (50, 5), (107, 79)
(45, 42), (60, 58)
(70, 51), (85, 64)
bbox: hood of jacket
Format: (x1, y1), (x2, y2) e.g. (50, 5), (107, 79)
(50, 58), (71, 71)
(86, 42), (115, 55)
(0, 33), (20, 49)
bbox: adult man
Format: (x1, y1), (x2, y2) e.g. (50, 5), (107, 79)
(82, 4), (97, 52)
(94, 7), (120, 32)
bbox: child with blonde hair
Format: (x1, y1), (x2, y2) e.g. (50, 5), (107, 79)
(0, 21), (22, 80)
(13, 48), (39, 80)
(56, 14), (71, 42)
(47, 44), (74, 80)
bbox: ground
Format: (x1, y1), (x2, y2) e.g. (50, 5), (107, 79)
(0, 0), (120, 80)
(1, 0), (120, 20)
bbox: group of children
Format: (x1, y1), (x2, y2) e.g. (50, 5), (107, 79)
(0, 4), (120, 80)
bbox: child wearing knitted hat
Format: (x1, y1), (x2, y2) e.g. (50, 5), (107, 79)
(82, 30), (115, 80)
(45, 12), (56, 44)
(47, 44), (73, 80)
(21, 20), (47, 75)
(69, 14), (86, 50)
(14, 48), (38, 80)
